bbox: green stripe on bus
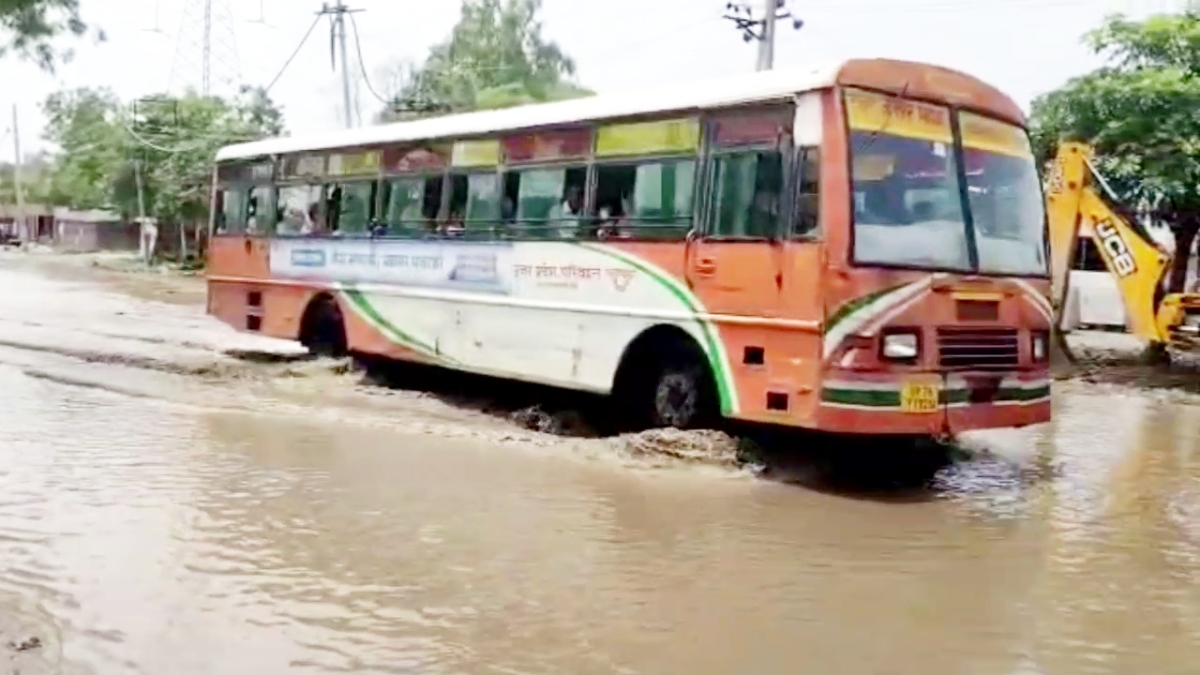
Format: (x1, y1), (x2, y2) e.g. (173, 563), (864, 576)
(821, 385), (1052, 407)
(577, 243), (738, 416)
(340, 286), (445, 360)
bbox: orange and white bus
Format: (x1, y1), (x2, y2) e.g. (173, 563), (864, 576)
(206, 58), (1051, 437)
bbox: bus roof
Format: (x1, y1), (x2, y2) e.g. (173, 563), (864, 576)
(215, 58), (1024, 162)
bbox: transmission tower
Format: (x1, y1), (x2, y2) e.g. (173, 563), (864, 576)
(168, 0), (242, 97)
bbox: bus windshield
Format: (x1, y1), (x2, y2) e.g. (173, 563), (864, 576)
(959, 112), (1047, 275)
(845, 89), (1047, 276)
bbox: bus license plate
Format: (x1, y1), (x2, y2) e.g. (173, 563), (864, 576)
(900, 382), (940, 413)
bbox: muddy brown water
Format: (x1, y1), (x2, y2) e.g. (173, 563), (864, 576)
(0, 253), (1198, 674)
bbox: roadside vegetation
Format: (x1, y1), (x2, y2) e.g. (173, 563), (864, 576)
(14, 0), (589, 255)
(1030, 12), (1200, 293)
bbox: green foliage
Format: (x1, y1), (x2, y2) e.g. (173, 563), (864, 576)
(0, 0), (100, 71)
(1029, 13), (1200, 214)
(39, 85), (285, 223)
(376, 0), (592, 122)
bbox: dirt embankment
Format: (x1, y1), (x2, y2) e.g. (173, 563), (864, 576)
(1054, 331), (1200, 397)
(8, 249), (206, 306)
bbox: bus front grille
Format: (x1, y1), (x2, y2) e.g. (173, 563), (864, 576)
(936, 327), (1019, 371)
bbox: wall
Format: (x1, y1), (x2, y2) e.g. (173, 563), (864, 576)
(55, 220), (139, 253)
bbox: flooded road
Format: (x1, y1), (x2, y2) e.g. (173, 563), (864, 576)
(0, 254), (1197, 674)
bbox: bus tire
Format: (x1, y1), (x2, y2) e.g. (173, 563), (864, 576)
(299, 295), (347, 358)
(614, 328), (718, 430)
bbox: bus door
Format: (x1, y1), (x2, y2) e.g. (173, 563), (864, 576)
(686, 110), (792, 318)
(684, 144), (789, 418)
(684, 101), (825, 421)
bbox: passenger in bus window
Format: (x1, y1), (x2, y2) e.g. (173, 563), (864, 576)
(547, 184), (583, 238)
(303, 202), (321, 235)
(595, 194), (630, 240)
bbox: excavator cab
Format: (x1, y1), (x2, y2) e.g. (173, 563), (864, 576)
(1046, 142), (1200, 359)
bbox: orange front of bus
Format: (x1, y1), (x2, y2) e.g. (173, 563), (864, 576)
(816, 87), (1052, 437)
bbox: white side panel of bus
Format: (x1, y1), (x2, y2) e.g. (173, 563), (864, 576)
(270, 240), (714, 393)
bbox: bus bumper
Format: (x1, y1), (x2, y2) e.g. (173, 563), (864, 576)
(817, 371), (1051, 436)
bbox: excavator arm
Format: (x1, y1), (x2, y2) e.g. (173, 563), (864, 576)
(1046, 142), (1176, 345)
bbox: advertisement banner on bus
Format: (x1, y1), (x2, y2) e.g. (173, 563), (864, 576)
(270, 239), (513, 295)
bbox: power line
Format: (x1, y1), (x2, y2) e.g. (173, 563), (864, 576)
(347, 12), (393, 105)
(317, 0), (361, 128)
(265, 13), (324, 93)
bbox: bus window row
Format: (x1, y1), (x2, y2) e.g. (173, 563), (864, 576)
(215, 147), (820, 240)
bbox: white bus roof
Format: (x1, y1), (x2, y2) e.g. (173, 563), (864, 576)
(215, 62), (844, 162)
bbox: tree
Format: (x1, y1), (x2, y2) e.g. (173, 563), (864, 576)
(0, 0), (100, 71)
(375, 0), (592, 122)
(40, 86), (124, 209)
(1029, 12), (1200, 292)
(40, 85), (286, 225)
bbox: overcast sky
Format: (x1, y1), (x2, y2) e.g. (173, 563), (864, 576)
(0, 0), (1187, 158)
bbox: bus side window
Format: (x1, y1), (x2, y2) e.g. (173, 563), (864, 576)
(595, 159), (694, 240)
(793, 146), (820, 237)
(333, 180), (375, 235)
(276, 185), (324, 235)
(247, 184), (274, 234)
(446, 173), (500, 237)
(594, 164), (635, 239)
(507, 166), (586, 239)
(217, 187), (248, 234)
(385, 175), (442, 236)
(711, 149), (783, 238)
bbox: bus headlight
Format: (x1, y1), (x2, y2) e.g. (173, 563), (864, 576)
(881, 330), (920, 361)
(1031, 331), (1048, 362)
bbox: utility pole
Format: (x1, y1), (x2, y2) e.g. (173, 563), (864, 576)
(134, 159), (146, 220)
(723, 1), (803, 71)
(756, 0), (777, 71)
(320, 0), (361, 129)
(336, 0), (353, 129)
(202, 0), (212, 95)
(12, 104), (26, 244)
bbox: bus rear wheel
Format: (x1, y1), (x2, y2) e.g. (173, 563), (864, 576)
(299, 296), (347, 358)
(613, 328), (720, 431)
(651, 364), (711, 428)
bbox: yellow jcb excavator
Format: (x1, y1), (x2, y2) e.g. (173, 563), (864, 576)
(1046, 142), (1200, 363)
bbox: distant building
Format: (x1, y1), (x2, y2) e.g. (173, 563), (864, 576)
(53, 208), (138, 253)
(0, 203), (54, 241)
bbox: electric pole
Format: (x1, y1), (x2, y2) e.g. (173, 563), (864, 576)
(757, 0), (776, 71)
(723, 0), (803, 71)
(12, 104), (26, 244)
(320, 0), (361, 129)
